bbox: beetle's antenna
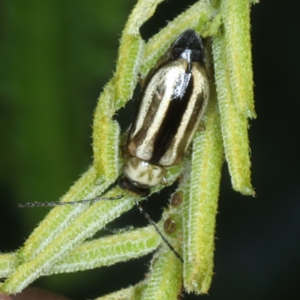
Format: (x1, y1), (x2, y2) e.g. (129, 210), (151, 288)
(134, 200), (183, 263)
(18, 195), (183, 262)
(18, 195), (124, 208)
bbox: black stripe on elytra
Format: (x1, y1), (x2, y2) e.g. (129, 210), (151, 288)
(176, 85), (205, 158)
(150, 65), (194, 164)
(128, 72), (166, 150)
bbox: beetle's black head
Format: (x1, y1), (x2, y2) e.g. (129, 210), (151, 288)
(171, 29), (204, 63)
(118, 176), (150, 197)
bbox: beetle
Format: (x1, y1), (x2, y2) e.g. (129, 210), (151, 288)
(118, 29), (209, 196)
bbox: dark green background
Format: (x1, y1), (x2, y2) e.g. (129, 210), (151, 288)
(1, 0), (300, 299)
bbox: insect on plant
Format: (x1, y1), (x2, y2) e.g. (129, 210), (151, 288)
(19, 29), (209, 263)
(1, 0), (257, 298)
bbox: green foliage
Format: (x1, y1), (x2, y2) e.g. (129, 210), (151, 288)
(0, 0), (257, 298)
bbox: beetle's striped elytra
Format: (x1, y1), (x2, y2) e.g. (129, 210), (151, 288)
(119, 29), (209, 196)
